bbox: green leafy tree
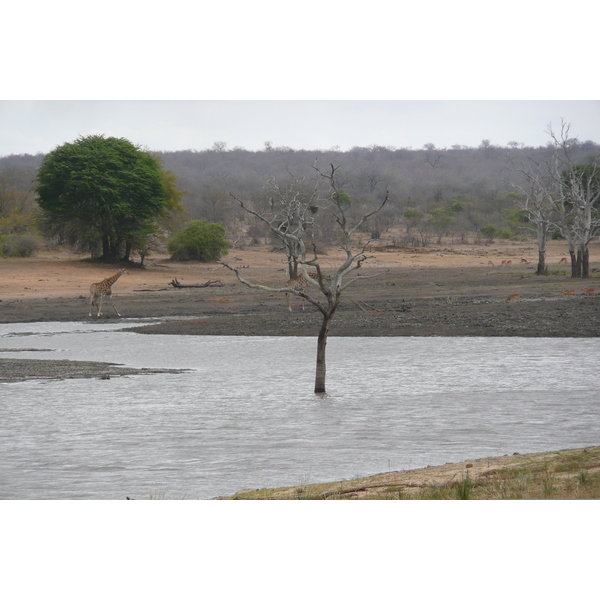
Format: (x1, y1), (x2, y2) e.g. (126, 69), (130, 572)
(402, 209), (424, 233)
(167, 220), (229, 261)
(481, 224), (500, 242)
(428, 208), (454, 243)
(125, 158), (186, 263)
(35, 135), (181, 261)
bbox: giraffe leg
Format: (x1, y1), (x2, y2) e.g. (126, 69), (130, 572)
(110, 298), (121, 317)
(97, 295), (104, 317)
(286, 292), (292, 312)
(89, 294), (94, 317)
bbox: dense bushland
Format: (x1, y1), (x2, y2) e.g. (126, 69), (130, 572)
(2, 139), (599, 256)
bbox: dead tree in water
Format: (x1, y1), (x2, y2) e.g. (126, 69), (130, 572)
(220, 163), (389, 394)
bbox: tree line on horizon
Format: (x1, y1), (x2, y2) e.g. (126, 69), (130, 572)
(1, 135), (599, 274)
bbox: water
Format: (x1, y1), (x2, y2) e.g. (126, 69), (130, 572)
(1, 319), (599, 499)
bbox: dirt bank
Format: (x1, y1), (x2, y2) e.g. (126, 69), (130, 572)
(1, 241), (598, 337)
(221, 445), (600, 500)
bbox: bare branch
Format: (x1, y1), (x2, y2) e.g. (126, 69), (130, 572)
(340, 269), (389, 292)
(217, 260), (325, 312)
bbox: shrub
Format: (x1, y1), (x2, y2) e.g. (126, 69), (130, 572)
(481, 224), (500, 241)
(1, 234), (40, 257)
(0, 210), (38, 235)
(481, 224), (513, 242)
(167, 220), (229, 261)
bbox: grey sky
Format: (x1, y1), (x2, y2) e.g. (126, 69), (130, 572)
(1, 100), (600, 157)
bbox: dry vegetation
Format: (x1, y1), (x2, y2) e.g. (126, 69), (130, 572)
(223, 446), (600, 500)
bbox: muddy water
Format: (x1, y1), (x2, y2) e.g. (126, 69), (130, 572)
(1, 320), (599, 499)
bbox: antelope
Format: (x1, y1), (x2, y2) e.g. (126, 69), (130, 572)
(521, 258), (530, 264)
(506, 259), (512, 266)
(501, 260), (507, 266)
(581, 288), (596, 297)
(562, 290), (576, 296)
(506, 294), (521, 303)
(487, 260), (494, 267)
(559, 257), (568, 264)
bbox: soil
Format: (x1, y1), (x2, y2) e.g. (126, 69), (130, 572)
(1, 240), (598, 338)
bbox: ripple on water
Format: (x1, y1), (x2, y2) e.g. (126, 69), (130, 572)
(1, 324), (599, 499)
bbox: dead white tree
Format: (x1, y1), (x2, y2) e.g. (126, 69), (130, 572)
(262, 170), (321, 279)
(508, 155), (557, 275)
(546, 122), (600, 278)
(220, 163), (389, 394)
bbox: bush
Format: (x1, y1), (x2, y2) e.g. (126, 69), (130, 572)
(481, 224), (500, 242)
(481, 224), (513, 242)
(167, 220), (229, 261)
(1, 234), (40, 257)
(0, 210), (37, 235)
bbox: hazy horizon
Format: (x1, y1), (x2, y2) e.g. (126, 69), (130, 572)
(2, 100), (599, 158)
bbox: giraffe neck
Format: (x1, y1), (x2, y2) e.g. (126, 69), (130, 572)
(104, 271), (123, 287)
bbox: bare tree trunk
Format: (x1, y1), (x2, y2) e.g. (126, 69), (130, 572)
(582, 247), (590, 279)
(571, 250), (580, 278)
(123, 241), (132, 262)
(314, 315), (329, 394)
(536, 224), (548, 275)
(314, 295), (342, 393)
(287, 255), (298, 278)
(536, 250), (547, 275)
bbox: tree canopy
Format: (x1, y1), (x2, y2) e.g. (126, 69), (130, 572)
(35, 134), (182, 261)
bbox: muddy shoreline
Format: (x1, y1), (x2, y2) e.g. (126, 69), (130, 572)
(0, 351), (188, 383)
(1, 290), (598, 337)
(2, 254), (598, 383)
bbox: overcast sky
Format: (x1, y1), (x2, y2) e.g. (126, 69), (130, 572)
(4, 3), (600, 158)
(2, 100), (600, 157)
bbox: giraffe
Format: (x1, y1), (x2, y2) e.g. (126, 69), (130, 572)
(309, 272), (332, 284)
(286, 273), (308, 311)
(89, 268), (128, 317)
(285, 272), (332, 311)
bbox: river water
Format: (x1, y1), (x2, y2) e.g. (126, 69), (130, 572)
(1, 319), (599, 499)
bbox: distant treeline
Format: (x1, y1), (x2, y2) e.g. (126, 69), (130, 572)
(2, 140), (600, 247)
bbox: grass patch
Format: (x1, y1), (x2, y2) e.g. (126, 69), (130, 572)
(223, 447), (600, 500)
(455, 470), (474, 500)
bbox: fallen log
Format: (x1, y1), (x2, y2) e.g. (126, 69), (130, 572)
(169, 278), (223, 288)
